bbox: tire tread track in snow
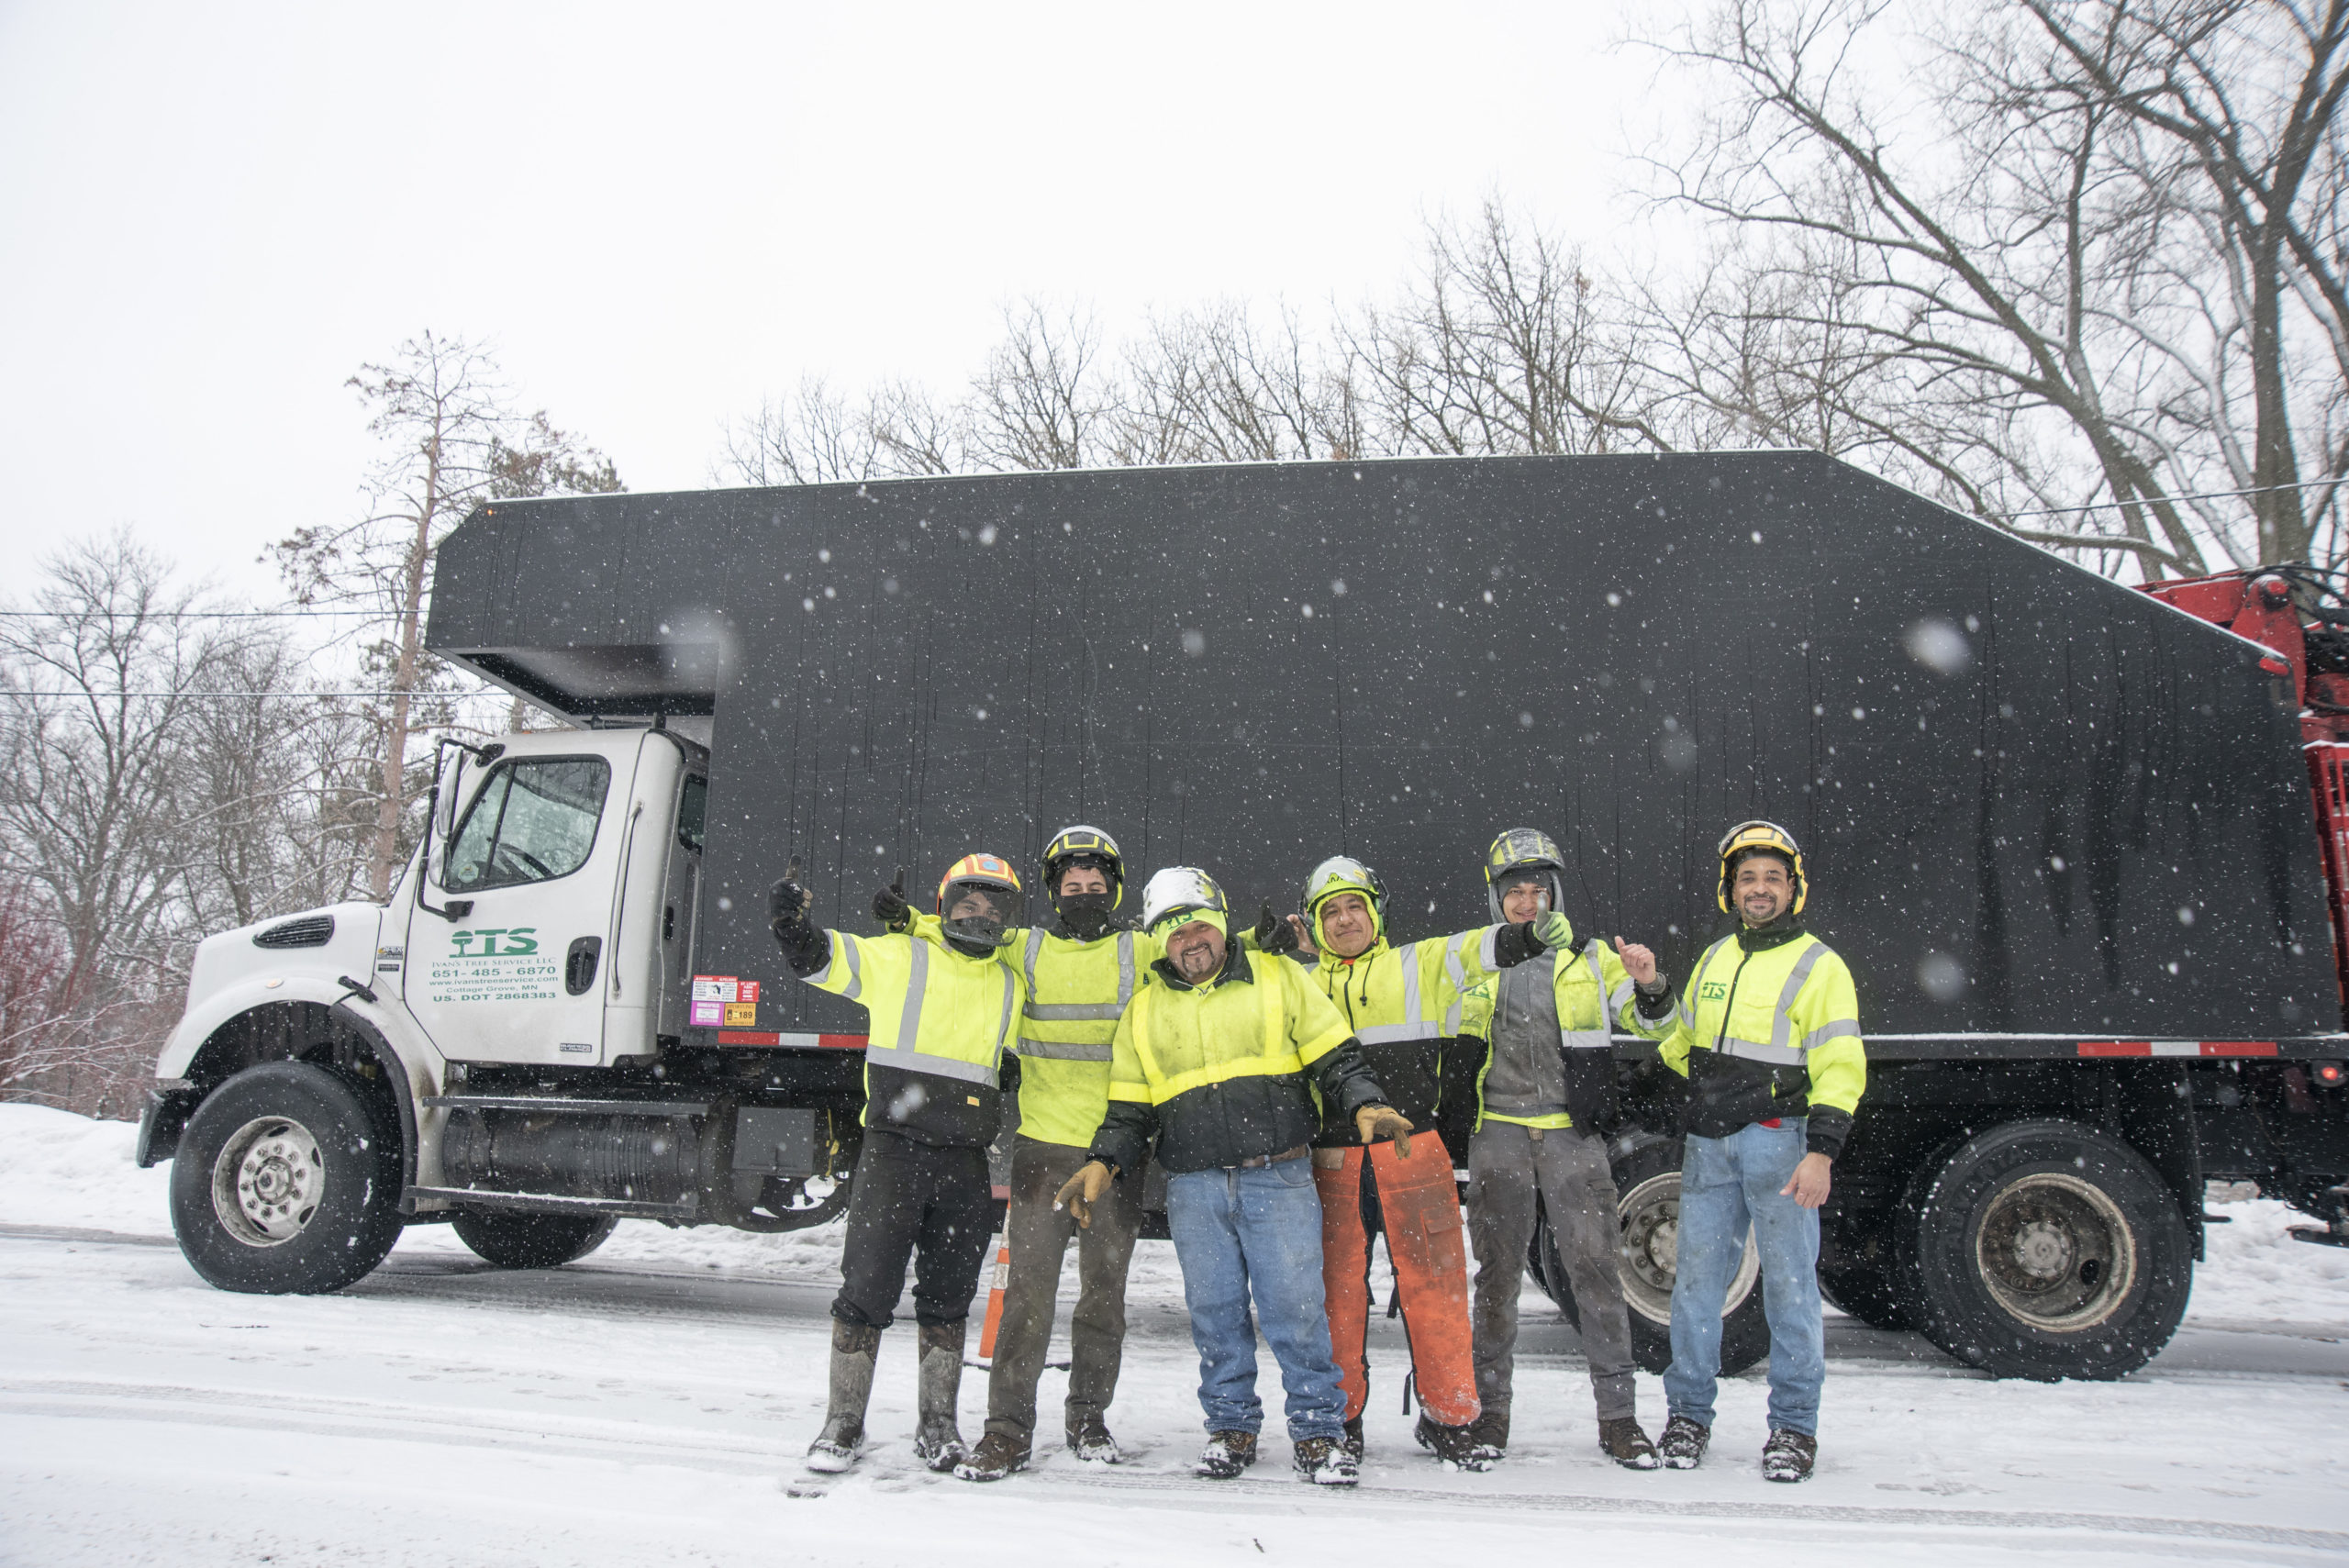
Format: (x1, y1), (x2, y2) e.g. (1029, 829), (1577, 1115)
(7, 1377), (2343, 1555)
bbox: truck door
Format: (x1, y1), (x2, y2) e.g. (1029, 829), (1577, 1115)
(404, 737), (642, 1066)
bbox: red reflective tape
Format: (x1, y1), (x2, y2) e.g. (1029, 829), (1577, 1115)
(818, 1033), (868, 1050)
(2077, 1041), (2150, 1056)
(717, 1030), (781, 1046)
(2078, 1040), (2277, 1058)
(2201, 1040), (2278, 1057)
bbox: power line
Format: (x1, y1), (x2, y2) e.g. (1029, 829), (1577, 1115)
(1998, 477), (2343, 519)
(0, 690), (484, 700)
(0, 607), (393, 619)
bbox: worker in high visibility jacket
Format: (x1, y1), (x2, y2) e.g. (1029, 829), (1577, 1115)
(948, 826), (1292, 1481)
(1652, 821), (1865, 1485)
(1053, 866), (1407, 1488)
(1453, 828), (1677, 1470)
(1288, 854), (1559, 1469)
(769, 853), (1029, 1478)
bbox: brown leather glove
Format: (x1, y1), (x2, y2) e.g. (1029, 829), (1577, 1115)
(1053, 1161), (1115, 1228)
(1354, 1105), (1415, 1159)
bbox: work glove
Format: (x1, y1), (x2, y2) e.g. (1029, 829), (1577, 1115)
(769, 858), (813, 941)
(1354, 1105), (1415, 1159)
(1531, 911), (1573, 951)
(1253, 902), (1299, 956)
(1053, 1160), (1115, 1229)
(872, 866), (911, 932)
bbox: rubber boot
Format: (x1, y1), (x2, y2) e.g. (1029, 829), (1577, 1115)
(806, 1319), (880, 1473)
(912, 1319), (969, 1473)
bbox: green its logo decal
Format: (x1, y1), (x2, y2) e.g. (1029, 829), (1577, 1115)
(1699, 980), (1729, 1001)
(450, 928), (540, 958)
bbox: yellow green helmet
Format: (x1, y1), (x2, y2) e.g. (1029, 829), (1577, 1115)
(1301, 854), (1386, 946)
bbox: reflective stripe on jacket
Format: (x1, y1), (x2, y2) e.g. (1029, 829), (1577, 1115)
(1010, 923), (1149, 1148)
(1306, 926), (1511, 1134)
(1654, 929), (1865, 1158)
(1091, 945), (1384, 1174)
(804, 923), (1024, 1148)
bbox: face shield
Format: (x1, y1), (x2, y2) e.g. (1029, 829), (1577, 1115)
(941, 878), (1023, 950)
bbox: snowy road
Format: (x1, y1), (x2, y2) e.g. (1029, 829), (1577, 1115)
(4, 1106), (2347, 1566)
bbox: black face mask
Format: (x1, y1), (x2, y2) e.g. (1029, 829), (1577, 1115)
(1056, 891), (1115, 940)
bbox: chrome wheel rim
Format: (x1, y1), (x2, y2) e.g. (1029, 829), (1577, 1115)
(1616, 1170), (1760, 1327)
(210, 1115), (325, 1247)
(1974, 1171), (2137, 1332)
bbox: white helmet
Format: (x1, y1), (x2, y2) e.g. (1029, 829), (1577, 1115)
(1140, 866), (1229, 937)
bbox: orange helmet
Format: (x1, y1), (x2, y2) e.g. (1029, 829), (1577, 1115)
(936, 853), (1024, 949)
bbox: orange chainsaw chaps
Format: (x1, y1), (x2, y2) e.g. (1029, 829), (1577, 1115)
(1314, 1134), (1480, 1429)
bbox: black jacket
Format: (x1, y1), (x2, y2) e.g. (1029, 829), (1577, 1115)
(1089, 947), (1389, 1175)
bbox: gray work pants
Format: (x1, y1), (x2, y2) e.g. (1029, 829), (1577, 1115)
(1467, 1120), (1636, 1420)
(982, 1134), (1141, 1450)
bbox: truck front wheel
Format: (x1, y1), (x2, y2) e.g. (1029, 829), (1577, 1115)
(169, 1062), (405, 1295)
(1531, 1135), (1771, 1376)
(1901, 1119), (2192, 1380)
(451, 1210), (618, 1269)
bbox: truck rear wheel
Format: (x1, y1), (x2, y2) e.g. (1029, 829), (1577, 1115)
(1901, 1119), (2191, 1380)
(1820, 1136), (1959, 1330)
(451, 1210), (618, 1269)
(1531, 1136), (1770, 1376)
(169, 1062), (405, 1295)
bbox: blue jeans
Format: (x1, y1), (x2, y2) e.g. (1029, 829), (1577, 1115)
(1664, 1119), (1825, 1436)
(1164, 1159), (1348, 1443)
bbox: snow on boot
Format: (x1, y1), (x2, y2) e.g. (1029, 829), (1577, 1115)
(805, 1319), (880, 1473)
(1067, 1411), (1124, 1464)
(1195, 1429), (1258, 1479)
(1466, 1408), (1509, 1465)
(910, 1319), (968, 1473)
(1657, 1414), (1709, 1471)
(1341, 1414), (1364, 1460)
(1413, 1413), (1491, 1471)
(1598, 1417), (1660, 1471)
(1293, 1436), (1360, 1486)
(1762, 1428), (1817, 1483)
(953, 1430), (1028, 1483)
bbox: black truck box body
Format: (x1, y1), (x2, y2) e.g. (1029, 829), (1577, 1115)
(426, 451), (2341, 1051)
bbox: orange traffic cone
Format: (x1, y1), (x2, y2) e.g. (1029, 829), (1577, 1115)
(974, 1229), (1012, 1365)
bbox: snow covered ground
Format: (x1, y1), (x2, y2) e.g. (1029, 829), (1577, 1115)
(3, 1104), (2345, 1566)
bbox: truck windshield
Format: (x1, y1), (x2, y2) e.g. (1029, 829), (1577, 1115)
(446, 757), (611, 893)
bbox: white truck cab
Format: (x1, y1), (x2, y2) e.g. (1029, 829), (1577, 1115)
(141, 724), (853, 1295)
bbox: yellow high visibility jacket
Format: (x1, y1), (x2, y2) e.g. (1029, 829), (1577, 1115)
(1306, 927), (1516, 1134)
(804, 921), (1025, 1148)
(1093, 946), (1383, 1173)
(1655, 928), (1865, 1159)
(1456, 919), (1675, 1131)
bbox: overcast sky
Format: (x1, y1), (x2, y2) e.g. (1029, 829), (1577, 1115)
(0, 1), (1667, 605)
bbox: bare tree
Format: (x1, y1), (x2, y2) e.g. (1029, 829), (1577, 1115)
(966, 300), (1120, 471)
(1640, 0), (2349, 575)
(273, 333), (622, 895)
(1116, 302), (1360, 464)
(715, 376), (891, 486)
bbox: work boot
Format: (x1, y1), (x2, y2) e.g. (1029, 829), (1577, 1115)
(1762, 1428), (1818, 1483)
(1413, 1414), (1492, 1472)
(1067, 1411), (1124, 1464)
(1341, 1414), (1364, 1460)
(804, 1318), (880, 1473)
(1657, 1414), (1710, 1471)
(1293, 1436), (1361, 1486)
(952, 1429), (1028, 1483)
(1598, 1417), (1660, 1471)
(910, 1319), (968, 1473)
(1196, 1429), (1258, 1479)
(1466, 1407), (1509, 1465)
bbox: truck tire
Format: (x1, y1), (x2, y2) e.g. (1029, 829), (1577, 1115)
(169, 1061), (405, 1295)
(1900, 1119), (2192, 1380)
(451, 1210), (618, 1269)
(1531, 1135), (1770, 1376)
(1819, 1136), (1960, 1330)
